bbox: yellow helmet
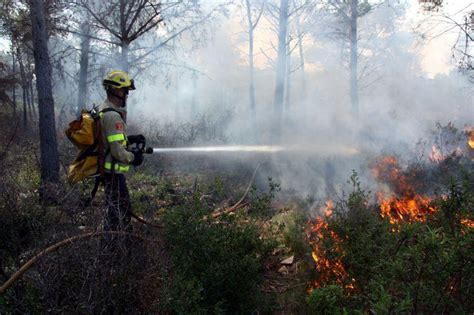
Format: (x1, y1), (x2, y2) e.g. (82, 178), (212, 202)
(103, 70), (136, 90)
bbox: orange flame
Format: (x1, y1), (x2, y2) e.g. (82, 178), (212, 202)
(469, 130), (474, 150)
(308, 218), (349, 287)
(371, 156), (437, 225)
(378, 193), (436, 225)
(308, 201), (355, 290)
(461, 218), (474, 228)
(321, 199), (334, 217)
(371, 156), (415, 196)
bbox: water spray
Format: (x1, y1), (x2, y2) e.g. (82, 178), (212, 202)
(152, 145), (283, 153)
(142, 144), (359, 156)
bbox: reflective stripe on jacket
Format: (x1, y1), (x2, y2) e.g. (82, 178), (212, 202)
(96, 99), (134, 174)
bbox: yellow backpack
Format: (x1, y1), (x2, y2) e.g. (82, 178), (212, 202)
(65, 107), (117, 183)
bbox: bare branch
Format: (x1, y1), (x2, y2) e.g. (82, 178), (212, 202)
(56, 27), (120, 45)
(327, 0), (350, 22)
(80, 0), (122, 40)
(129, 7), (218, 64)
(252, 0), (266, 29)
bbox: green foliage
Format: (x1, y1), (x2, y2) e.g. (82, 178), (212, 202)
(282, 210), (310, 258)
(128, 172), (177, 216)
(250, 177), (281, 218)
(368, 284), (412, 314)
(307, 285), (349, 315)
(162, 198), (272, 313)
(213, 176), (225, 199)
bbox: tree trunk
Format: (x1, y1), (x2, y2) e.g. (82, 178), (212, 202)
(77, 19), (91, 115)
(191, 71), (198, 117)
(245, 0), (257, 119)
(29, 0), (60, 190)
(29, 75), (36, 117)
(22, 86), (28, 127)
(26, 57), (36, 118)
(118, 0), (130, 72)
(26, 79), (33, 120)
(11, 43), (17, 117)
(273, 0), (289, 141)
(295, 13), (306, 108)
(121, 41), (130, 72)
(16, 48), (28, 127)
(284, 38), (291, 111)
(350, 0), (359, 118)
(174, 76), (181, 120)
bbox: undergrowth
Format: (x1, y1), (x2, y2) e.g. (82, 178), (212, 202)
(161, 193), (275, 313)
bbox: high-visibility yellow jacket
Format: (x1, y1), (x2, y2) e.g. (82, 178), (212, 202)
(96, 99), (134, 174)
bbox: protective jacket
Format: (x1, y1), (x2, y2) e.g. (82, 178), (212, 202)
(96, 99), (134, 174)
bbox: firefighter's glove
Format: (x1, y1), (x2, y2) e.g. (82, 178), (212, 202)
(131, 148), (144, 166)
(128, 134), (146, 145)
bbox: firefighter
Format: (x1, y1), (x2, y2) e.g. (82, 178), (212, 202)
(98, 70), (144, 231)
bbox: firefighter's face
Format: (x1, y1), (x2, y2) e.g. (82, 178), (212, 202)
(118, 88), (129, 99)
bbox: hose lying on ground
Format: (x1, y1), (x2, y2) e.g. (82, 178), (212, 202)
(212, 164), (260, 218)
(130, 211), (163, 228)
(0, 231), (152, 295)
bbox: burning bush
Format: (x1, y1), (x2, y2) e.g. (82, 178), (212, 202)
(371, 155), (437, 225)
(307, 124), (474, 313)
(307, 163), (474, 313)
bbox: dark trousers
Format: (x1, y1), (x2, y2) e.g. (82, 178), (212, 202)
(103, 173), (131, 231)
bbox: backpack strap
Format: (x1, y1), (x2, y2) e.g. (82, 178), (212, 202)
(76, 143), (98, 162)
(95, 107), (121, 176)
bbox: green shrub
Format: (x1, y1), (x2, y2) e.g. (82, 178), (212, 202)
(282, 210), (310, 258)
(307, 285), (349, 315)
(249, 177), (280, 218)
(162, 195), (272, 313)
